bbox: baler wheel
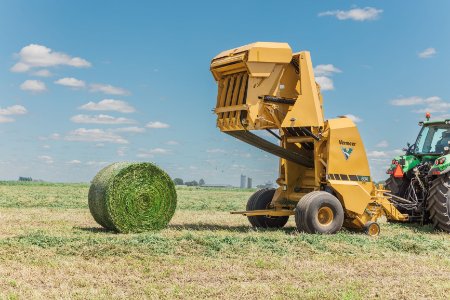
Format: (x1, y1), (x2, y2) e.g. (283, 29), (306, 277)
(364, 221), (380, 236)
(246, 188), (289, 228)
(295, 191), (344, 234)
(427, 174), (450, 233)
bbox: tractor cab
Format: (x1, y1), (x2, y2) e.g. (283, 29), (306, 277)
(387, 116), (450, 178)
(413, 121), (450, 155)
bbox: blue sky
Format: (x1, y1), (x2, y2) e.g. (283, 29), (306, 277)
(0, 1), (449, 185)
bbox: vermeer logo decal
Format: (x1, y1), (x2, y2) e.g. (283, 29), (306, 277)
(339, 140), (356, 160)
(341, 147), (353, 160)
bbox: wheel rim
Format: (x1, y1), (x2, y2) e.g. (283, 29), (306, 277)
(368, 223), (380, 236)
(317, 206), (334, 226)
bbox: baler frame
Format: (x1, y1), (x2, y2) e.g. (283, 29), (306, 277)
(210, 42), (408, 235)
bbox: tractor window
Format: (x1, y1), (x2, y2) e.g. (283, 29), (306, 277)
(414, 125), (450, 154)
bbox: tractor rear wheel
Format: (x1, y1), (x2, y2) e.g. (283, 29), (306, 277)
(295, 191), (344, 234)
(246, 188), (289, 228)
(427, 174), (450, 232)
(385, 176), (409, 197)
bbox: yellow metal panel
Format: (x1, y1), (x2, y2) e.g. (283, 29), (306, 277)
(247, 45), (292, 63)
(326, 118), (371, 177)
(212, 42), (292, 63)
(246, 62), (277, 78)
(211, 53), (247, 69)
(281, 52), (324, 128)
(287, 136), (315, 143)
(377, 198), (409, 221)
(246, 65), (285, 127)
(214, 104), (248, 114)
(328, 180), (372, 215)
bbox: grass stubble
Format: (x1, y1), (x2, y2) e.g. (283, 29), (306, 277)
(0, 183), (449, 299)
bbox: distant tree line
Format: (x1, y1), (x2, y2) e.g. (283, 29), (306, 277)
(173, 178), (205, 186)
(19, 177), (32, 182)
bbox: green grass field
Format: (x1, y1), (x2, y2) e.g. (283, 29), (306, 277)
(0, 182), (449, 299)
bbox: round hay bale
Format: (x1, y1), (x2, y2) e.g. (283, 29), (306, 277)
(88, 162), (177, 233)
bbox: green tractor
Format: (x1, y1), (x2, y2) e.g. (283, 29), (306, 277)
(386, 114), (450, 232)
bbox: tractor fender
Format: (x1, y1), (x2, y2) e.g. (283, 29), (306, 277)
(428, 154), (450, 176)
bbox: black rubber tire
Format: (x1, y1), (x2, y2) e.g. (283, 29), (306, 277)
(246, 188), (289, 228)
(427, 174), (450, 233)
(385, 176), (409, 197)
(295, 191), (344, 234)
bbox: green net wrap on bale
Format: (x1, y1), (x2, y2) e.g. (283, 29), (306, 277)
(88, 162), (177, 233)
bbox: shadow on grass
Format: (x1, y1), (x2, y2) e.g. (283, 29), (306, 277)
(74, 226), (117, 233)
(168, 223), (296, 233)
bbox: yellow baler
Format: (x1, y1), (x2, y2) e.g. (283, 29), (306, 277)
(210, 42), (407, 235)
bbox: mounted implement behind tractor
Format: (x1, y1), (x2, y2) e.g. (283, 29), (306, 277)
(210, 42), (408, 235)
(386, 115), (450, 232)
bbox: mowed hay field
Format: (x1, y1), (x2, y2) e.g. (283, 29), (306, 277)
(0, 182), (449, 300)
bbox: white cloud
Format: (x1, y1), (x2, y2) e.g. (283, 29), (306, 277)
(314, 64), (341, 91)
(344, 114), (363, 123)
(146, 121), (170, 129)
(0, 105), (27, 115)
(117, 147), (127, 157)
(318, 7), (383, 21)
(70, 114), (136, 125)
(137, 148), (170, 158)
(390, 96), (450, 114)
(392, 149), (404, 155)
(0, 105), (27, 123)
(54, 77), (85, 88)
(32, 69), (52, 77)
(414, 102), (450, 113)
(0, 116), (15, 123)
(68, 160), (82, 164)
(390, 96), (428, 106)
(167, 140), (179, 145)
(50, 133), (60, 140)
(86, 161), (109, 166)
(314, 64), (342, 76)
(368, 149), (404, 160)
(367, 150), (387, 158)
(38, 155), (54, 164)
(65, 128), (128, 144)
(315, 76), (334, 91)
(376, 140), (389, 148)
(20, 80), (47, 93)
(39, 133), (61, 141)
(11, 44), (91, 73)
(418, 48), (436, 59)
(113, 126), (145, 133)
(79, 99), (135, 113)
(90, 83), (129, 95)
(207, 148), (226, 153)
